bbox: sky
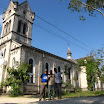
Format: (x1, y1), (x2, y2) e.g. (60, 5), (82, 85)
(0, 0), (104, 60)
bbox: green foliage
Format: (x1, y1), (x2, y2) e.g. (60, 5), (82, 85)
(8, 83), (23, 97)
(91, 48), (104, 83)
(68, 0), (104, 20)
(63, 80), (73, 94)
(76, 47), (104, 91)
(75, 59), (85, 72)
(74, 86), (82, 92)
(73, 76), (78, 81)
(62, 91), (104, 98)
(86, 58), (99, 91)
(76, 56), (99, 91)
(2, 62), (30, 97)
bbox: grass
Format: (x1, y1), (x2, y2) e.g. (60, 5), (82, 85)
(0, 91), (104, 99)
(62, 91), (104, 98)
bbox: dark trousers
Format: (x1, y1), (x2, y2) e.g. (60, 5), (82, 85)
(39, 84), (48, 100)
(56, 83), (62, 99)
(48, 85), (55, 99)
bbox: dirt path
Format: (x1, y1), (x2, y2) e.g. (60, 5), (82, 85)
(0, 95), (104, 104)
(0, 95), (39, 104)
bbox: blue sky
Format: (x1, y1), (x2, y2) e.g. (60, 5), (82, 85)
(0, 0), (104, 60)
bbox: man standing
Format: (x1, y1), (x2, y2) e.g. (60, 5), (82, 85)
(39, 69), (48, 101)
(54, 68), (62, 99)
(48, 70), (55, 100)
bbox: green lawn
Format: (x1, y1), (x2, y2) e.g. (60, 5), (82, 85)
(62, 91), (104, 98)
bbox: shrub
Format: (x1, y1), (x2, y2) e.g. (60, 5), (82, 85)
(2, 62), (30, 97)
(8, 84), (23, 97)
(74, 87), (82, 92)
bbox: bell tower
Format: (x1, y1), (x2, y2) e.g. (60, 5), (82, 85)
(67, 47), (72, 60)
(0, 0), (35, 46)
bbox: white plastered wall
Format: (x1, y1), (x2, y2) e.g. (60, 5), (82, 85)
(79, 66), (88, 91)
(9, 47), (21, 68)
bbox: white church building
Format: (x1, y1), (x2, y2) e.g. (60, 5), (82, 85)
(0, 0), (103, 94)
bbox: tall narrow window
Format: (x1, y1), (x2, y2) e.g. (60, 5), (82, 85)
(8, 20), (11, 32)
(46, 63), (48, 74)
(3, 25), (6, 35)
(69, 70), (70, 79)
(17, 20), (22, 33)
(76, 71), (78, 80)
(4, 49), (6, 57)
(12, 57), (15, 67)
(6, 23), (8, 34)
(28, 58), (34, 83)
(7, 22), (10, 33)
(23, 23), (27, 34)
(23, 10), (26, 18)
(29, 58), (33, 73)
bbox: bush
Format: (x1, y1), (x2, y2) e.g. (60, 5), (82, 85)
(63, 80), (73, 94)
(8, 84), (23, 97)
(2, 62), (30, 97)
(74, 87), (82, 92)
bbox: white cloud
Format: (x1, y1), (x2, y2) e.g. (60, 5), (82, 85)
(0, 15), (3, 27)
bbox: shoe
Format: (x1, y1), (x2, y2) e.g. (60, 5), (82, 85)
(49, 98), (51, 100)
(39, 99), (41, 101)
(43, 98), (46, 101)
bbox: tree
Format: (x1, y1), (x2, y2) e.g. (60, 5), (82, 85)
(63, 80), (73, 94)
(2, 62), (30, 97)
(68, 0), (104, 20)
(77, 56), (100, 91)
(90, 48), (104, 83)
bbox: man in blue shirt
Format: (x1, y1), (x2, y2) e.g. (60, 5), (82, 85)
(39, 69), (48, 101)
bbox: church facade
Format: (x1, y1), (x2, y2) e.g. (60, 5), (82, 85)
(0, 0), (103, 94)
(0, 0), (78, 94)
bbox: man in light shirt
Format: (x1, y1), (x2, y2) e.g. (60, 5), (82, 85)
(54, 68), (62, 99)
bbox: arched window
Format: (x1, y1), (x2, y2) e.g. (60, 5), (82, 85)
(17, 20), (22, 33)
(29, 58), (33, 73)
(12, 57), (15, 67)
(23, 23), (27, 34)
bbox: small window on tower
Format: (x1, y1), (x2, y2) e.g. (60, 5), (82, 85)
(4, 49), (6, 57)
(9, 10), (11, 13)
(23, 10), (26, 15)
(3, 25), (6, 35)
(23, 23), (27, 34)
(23, 10), (26, 18)
(8, 20), (11, 32)
(17, 20), (22, 33)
